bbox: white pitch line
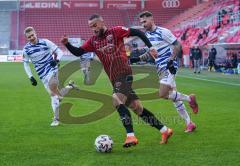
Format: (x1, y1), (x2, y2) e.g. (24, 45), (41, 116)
(177, 75), (240, 86)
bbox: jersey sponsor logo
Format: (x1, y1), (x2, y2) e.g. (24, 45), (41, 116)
(162, 0), (180, 8)
(97, 43), (115, 54)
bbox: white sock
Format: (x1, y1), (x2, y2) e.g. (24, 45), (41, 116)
(51, 95), (60, 120)
(59, 86), (72, 96)
(127, 133), (135, 137)
(160, 126), (168, 133)
(169, 91), (190, 102)
(85, 71), (90, 83)
(173, 101), (191, 125)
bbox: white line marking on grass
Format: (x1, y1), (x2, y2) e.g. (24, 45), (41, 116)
(177, 75), (240, 86)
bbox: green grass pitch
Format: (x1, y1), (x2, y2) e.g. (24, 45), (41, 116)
(0, 62), (240, 166)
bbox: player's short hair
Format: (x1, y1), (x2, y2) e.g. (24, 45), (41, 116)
(24, 27), (35, 35)
(89, 14), (102, 21)
(139, 11), (153, 18)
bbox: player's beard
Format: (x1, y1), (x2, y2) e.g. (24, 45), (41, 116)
(143, 21), (154, 32)
(144, 24), (152, 32)
(97, 28), (105, 37)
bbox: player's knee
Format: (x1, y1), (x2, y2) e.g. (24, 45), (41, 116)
(129, 100), (143, 115)
(158, 92), (168, 99)
(112, 96), (118, 108)
(49, 84), (58, 96)
(50, 86), (57, 93)
(112, 99), (119, 108)
(112, 94), (124, 108)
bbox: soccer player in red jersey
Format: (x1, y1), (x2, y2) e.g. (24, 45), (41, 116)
(61, 14), (173, 147)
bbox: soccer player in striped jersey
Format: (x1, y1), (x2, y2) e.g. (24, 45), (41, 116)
(80, 51), (94, 85)
(61, 14), (173, 147)
(131, 11), (199, 132)
(23, 27), (79, 127)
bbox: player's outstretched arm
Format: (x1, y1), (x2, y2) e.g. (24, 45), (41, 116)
(61, 35), (86, 57)
(129, 28), (152, 48)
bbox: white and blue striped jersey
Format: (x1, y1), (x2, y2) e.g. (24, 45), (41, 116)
(81, 52), (94, 60)
(23, 39), (60, 80)
(145, 26), (178, 74)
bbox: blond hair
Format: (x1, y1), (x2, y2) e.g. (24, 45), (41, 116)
(24, 27), (35, 35)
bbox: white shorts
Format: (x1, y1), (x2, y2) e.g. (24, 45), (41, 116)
(159, 70), (176, 88)
(41, 70), (59, 94)
(80, 59), (90, 70)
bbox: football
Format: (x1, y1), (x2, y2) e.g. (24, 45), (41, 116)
(95, 135), (113, 153)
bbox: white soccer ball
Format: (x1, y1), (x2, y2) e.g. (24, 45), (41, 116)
(95, 135), (113, 153)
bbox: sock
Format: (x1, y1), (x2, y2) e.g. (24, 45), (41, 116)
(173, 101), (191, 125)
(83, 69), (90, 84)
(140, 108), (164, 131)
(127, 133), (135, 137)
(83, 69), (89, 77)
(86, 70), (90, 82)
(51, 95), (60, 120)
(160, 126), (168, 133)
(168, 91), (190, 102)
(117, 104), (134, 134)
(59, 86), (72, 96)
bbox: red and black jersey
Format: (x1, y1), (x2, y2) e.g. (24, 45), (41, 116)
(81, 26), (132, 82)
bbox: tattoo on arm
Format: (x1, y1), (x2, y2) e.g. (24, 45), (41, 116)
(171, 40), (181, 60)
(139, 51), (153, 61)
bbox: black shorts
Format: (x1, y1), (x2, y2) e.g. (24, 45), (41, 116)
(209, 61), (215, 66)
(112, 75), (139, 106)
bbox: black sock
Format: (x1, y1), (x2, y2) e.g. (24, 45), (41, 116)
(117, 104), (134, 134)
(140, 108), (164, 130)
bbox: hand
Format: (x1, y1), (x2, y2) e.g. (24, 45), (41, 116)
(61, 35), (68, 45)
(149, 47), (158, 59)
(30, 76), (37, 86)
(50, 59), (59, 67)
(129, 57), (140, 64)
(166, 60), (177, 74)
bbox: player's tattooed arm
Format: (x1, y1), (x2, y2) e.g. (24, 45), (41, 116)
(171, 40), (182, 60)
(129, 49), (154, 64)
(128, 28), (158, 63)
(139, 51), (152, 61)
(166, 40), (181, 75)
(129, 51), (148, 64)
